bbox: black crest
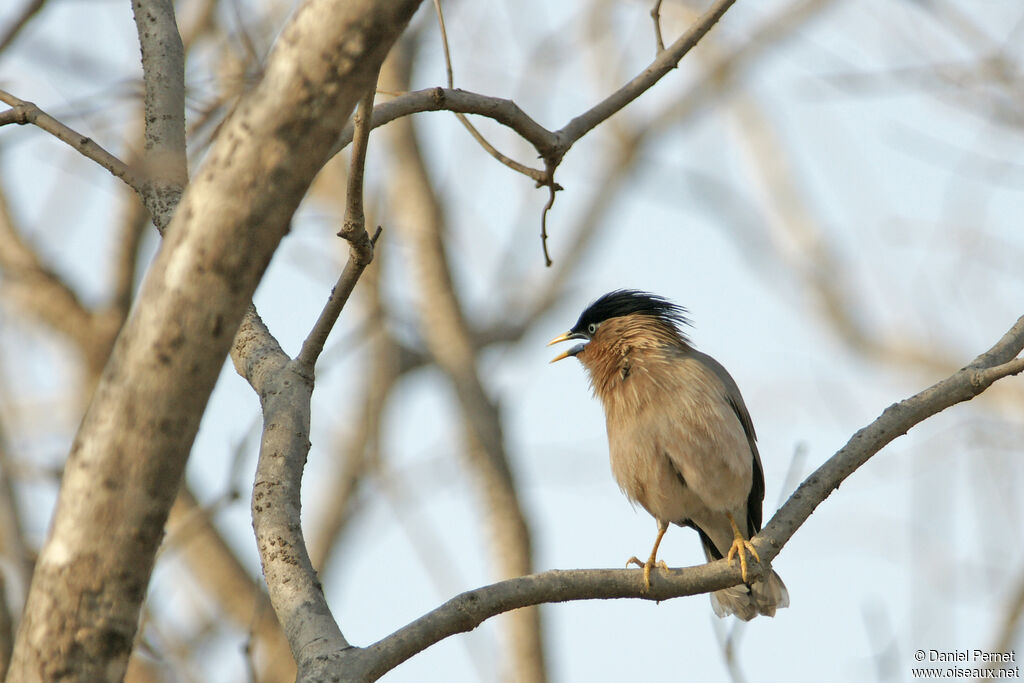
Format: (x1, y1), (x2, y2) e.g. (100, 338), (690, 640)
(571, 289), (692, 339)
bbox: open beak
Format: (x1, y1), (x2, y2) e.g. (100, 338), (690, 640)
(547, 331), (587, 363)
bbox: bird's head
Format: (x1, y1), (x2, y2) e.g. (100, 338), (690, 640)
(548, 289), (691, 364)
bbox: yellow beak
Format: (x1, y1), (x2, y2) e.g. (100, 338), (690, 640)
(547, 331), (582, 363)
(547, 332), (573, 347)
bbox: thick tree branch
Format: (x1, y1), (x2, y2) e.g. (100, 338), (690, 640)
(165, 486), (295, 682)
(238, 83), (390, 679)
(241, 342), (350, 678)
(131, 0), (189, 230)
(6, 1), (421, 679)
(355, 563), (750, 680)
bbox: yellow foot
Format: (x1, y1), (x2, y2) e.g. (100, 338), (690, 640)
(726, 537), (760, 583)
(726, 513), (760, 583)
(626, 556), (669, 590)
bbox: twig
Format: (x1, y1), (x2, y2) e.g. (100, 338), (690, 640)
(432, 0), (454, 88)
(431, 0), (548, 185)
(333, 88), (557, 162)
(558, 0), (736, 144)
(457, 113), (547, 181)
(539, 173), (558, 267)
(338, 0), (736, 268)
(0, 89), (143, 192)
(333, 0), (740, 170)
(651, 0), (666, 53)
(338, 82), (376, 246)
(298, 78), (382, 372)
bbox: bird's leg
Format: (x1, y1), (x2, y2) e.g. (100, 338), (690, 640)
(725, 513), (760, 583)
(626, 520), (670, 590)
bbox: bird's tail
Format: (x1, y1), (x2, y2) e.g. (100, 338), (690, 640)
(697, 531), (789, 621)
(709, 569), (789, 621)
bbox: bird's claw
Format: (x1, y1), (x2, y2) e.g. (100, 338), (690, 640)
(626, 555), (669, 590)
(726, 537), (760, 583)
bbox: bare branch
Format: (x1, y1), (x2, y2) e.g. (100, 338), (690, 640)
(331, 314), (1024, 681)
(430, 0), (548, 183)
(333, 87), (559, 162)
(338, 84), (378, 245)
(356, 563), (754, 680)
(337, 0), (738, 174)
(650, 0), (666, 53)
(248, 354), (350, 673)
(7, 1), (421, 679)
(555, 0), (737, 148)
(757, 318), (1024, 562)
(297, 78), (382, 372)
(455, 114), (548, 182)
(0, 90), (143, 192)
(539, 178), (557, 267)
(131, 0), (189, 231)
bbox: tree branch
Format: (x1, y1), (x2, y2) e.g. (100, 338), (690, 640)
(757, 317), (1024, 561)
(6, 1), (421, 679)
(556, 0), (736, 146)
(333, 87), (558, 161)
(335, 0), (737, 174)
(297, 78), (381, 371)
(650, 0), (666, 54)
(308, 269), (399, 574)
(328, 314), (1024, 680)
(0, 89), (143, 192)
(131, 0), (189, 231)
(235, 55), (402, 683)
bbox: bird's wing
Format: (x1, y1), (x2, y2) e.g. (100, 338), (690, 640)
(690, 350), (766, 534)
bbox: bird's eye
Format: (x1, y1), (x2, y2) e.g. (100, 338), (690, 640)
(587, 323), (598, 335)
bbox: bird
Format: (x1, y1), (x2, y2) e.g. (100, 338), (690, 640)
(548, 289), (788, 620)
